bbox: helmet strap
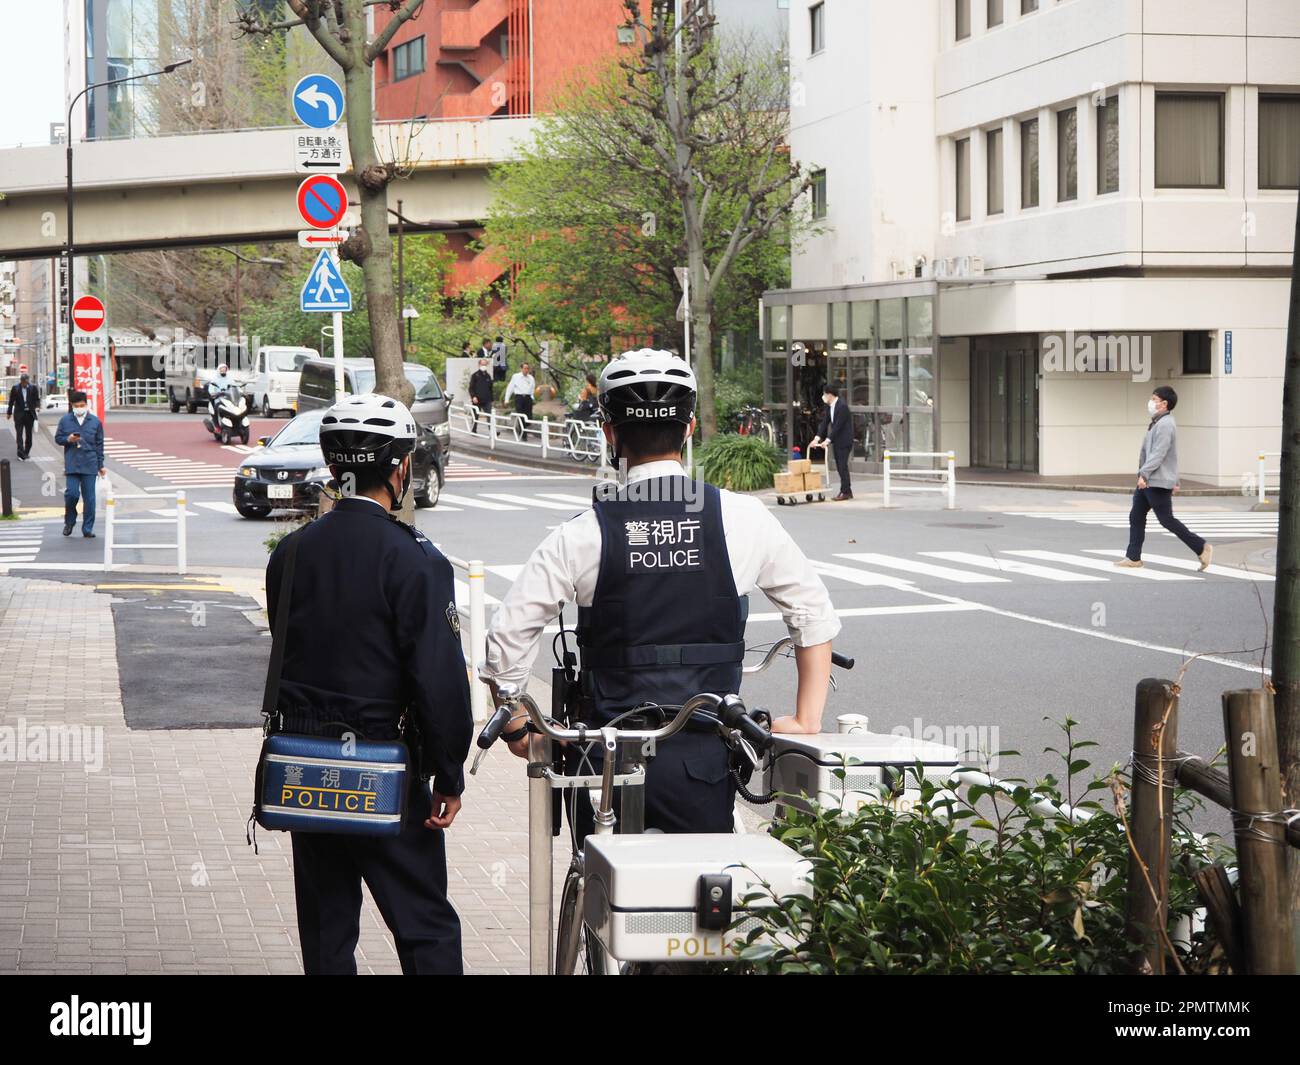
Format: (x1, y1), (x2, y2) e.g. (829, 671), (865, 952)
(386, 455), (412, 512)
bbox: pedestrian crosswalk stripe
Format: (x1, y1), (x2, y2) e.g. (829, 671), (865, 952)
(479, 492), (580, 511)
(836, 551), (1009, 584)
(749, 603), (983, 622)
(454, 578), (501, 606)
(921, 550), (1108, 582)
(1005, 549), (1199, 580)
(487, 564), (524, 582)
(809, 560), (918, 590)
(438, 493), (525, 511)
(1085, 549), (1273, 581)
(537, 493), (594, 506)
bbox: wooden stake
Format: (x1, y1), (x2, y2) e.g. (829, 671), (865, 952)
(1125, 678), (1177, 974)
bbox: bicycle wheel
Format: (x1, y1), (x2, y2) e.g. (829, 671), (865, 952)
(555, 862), (606, 975)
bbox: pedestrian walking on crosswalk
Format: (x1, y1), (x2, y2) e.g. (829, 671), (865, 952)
(1115, 386), (1213, 571)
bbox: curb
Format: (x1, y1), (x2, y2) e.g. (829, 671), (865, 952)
(454, 435), (609, 478)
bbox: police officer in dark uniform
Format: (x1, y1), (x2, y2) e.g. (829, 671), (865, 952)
(483, 349), (841, 839)
(266, 393), (473, 974)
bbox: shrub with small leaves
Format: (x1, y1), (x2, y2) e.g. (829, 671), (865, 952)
(733, 719), (1226, 975)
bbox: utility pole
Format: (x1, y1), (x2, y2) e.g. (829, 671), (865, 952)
(1273, 192), (1300, 966)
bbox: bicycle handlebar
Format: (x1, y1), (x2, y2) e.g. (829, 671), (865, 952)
(742, 637), (855, 675)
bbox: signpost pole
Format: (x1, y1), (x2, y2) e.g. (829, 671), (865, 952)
(332, 249), (345, 401)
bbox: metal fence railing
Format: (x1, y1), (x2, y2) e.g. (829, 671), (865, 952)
(449, 403), (608, 466)
(883, 450), (957, 510)
(114, 378), (167, 406)
(442, 552), (489, 724)
(104, 489), (187, 574)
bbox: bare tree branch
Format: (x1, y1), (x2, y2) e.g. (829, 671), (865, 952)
(365, 0), (425, 64)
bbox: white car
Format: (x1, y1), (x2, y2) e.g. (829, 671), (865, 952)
(44, 393), (68, 412)
(247, 345), (316, 418)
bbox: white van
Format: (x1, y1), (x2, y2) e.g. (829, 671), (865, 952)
(164, 338), (250, 414)
(248, 345), (316, 417)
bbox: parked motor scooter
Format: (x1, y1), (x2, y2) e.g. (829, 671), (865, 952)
(204, 384), (251, 445)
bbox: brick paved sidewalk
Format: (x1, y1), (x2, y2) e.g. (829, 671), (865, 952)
(0, 572), (551, 975)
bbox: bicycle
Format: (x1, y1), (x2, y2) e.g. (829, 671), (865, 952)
(473, 637), (855, 974)
(733, 404), (777, 445)
(562, 411), (601, 462)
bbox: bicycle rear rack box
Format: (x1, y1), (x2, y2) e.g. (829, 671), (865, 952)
(583, 833), (812, 962)
(764, 731), (962, 817)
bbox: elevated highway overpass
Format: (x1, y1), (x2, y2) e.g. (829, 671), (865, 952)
(0, 117), (536, 260)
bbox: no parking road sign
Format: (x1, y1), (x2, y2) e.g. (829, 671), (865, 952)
(297, 175), (348, 230)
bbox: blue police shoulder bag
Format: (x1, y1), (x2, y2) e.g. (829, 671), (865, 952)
(249, 531), (409, 843)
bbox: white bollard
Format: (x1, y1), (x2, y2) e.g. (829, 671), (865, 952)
(176, 491), (187, 575)
(490, 410), (497, 451)
(1259, 452), (1267, 505)
(882, 451), (891, 508)
(468, 559), (488, 723)
(541, 416), (549, 460)
(947, 451), (956, 510)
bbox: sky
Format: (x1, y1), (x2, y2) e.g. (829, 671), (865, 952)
(0, 0), (66, 148)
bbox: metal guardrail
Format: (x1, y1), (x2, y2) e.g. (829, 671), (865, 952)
(883, 450), (956, 510)
(1256, 451), (1281, 505)
(104, 489), (186, 574)
(449, 404), (608, 466)
(113, 378), (167, 406)
(442, 551), (489, 724)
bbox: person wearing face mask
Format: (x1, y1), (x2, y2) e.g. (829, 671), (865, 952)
(53, 390), (106, 538)
(263, 393), (472, 974)
(1115, 385), (1211, 571)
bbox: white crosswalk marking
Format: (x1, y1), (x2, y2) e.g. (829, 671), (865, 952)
(1085, 549), (1274, 581)
(194, 501), (239, 514)
(536, 493), (595, 507)
(1005, 549), (1200, 581)
(1007, 510), (1278, 539)
(438, 493), (525, 511)
(104, 436), (236, 488)
(835, 551), (1009, 584)
(479, 493), (581, 511)
(809, 560), (918, 590)
(0, 526), (45, 564)
(487, 564), (525, 582)
(454, 578), (501, 606)
(921, 551), (1107, 582)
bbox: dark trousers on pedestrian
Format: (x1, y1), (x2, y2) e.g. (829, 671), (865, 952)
(13, 414), (34, 458)
(64, 472), (97, 534)
(513, 395), (533, 420)
(1125, 486), (1206, 561)
(833, 444), (852, 496)
(291, 780), (463, 975)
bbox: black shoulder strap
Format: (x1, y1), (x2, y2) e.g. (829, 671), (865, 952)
(261, 532), (300, 721)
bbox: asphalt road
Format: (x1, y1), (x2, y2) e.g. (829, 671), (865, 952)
(6, 409), (1278, 832)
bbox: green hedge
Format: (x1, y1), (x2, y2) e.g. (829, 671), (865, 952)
(695, 432), (783, 492)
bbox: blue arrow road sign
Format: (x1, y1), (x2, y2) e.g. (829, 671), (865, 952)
(300, 250), (352, 313)
(292, 74), (345, 129)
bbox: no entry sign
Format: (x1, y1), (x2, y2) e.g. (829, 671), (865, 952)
(297, 175), (348, 230)
(71, 295), (106, 333)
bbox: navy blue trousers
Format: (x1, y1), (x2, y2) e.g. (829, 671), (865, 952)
(1125, 486), (1206, 561)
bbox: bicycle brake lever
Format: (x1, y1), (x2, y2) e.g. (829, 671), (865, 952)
(470, 746), (490, 776)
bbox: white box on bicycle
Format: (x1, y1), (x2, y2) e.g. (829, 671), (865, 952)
(767, 730), (962, 817)
(583, 833), (811, 963)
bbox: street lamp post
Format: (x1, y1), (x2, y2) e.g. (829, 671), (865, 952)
(214, 247), (285, 356)
(64, 59), (191, 397)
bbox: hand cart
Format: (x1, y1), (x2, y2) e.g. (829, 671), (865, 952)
(775, 443), (829, 506)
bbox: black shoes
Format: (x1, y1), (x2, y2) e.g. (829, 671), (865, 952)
(83, 531), (96, 539)
(62, 524), (73, 536)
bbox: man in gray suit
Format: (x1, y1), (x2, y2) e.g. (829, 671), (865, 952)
(1115, 385), (1212, 570)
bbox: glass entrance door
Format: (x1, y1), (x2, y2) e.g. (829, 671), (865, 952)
(971, 337), (1038, 472)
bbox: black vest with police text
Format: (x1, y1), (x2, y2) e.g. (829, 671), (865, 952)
(577, 475), (746, 722)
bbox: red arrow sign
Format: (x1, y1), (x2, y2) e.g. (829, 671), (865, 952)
(71, 295), (106, 333)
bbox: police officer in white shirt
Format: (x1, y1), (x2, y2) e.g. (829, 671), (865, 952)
(483, 348), (841, 837)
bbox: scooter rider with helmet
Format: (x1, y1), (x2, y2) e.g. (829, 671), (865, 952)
(264, 393), (472, 974)
(482, 349), (841, 838)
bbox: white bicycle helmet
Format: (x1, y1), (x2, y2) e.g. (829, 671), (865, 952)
(597, 348), (697, 428)
(320, 393), (417, 490)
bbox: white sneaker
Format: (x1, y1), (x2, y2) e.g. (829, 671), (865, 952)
(1199, 544), (1213, 571)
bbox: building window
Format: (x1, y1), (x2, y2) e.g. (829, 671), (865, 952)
(1057, 105), (1077, 202)
(1021, 0), (1037, 12)
(1021, 117), (1039, 208)
(1182, 331), (1212, 375)
(810, 169), (827, 219)
(955, 0), (970, 41)
(1260, 94), (1300, 190)
(956, 137), (971, 221)
(393, 36), (426, 81)
(1097, 94), (1119, 194)
(986, 127), (1004, 215)
(987, 0), (1003, 28)
(1155, 92), (1224, 188)
(809, 3), (825, 54)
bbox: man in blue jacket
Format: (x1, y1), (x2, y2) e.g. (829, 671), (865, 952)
(53, 390), (106, 538)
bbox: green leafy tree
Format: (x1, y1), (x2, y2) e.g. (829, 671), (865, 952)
(483, 2), (810, 439)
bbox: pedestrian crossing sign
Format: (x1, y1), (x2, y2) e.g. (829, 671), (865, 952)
(300, 249), (352, 313)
